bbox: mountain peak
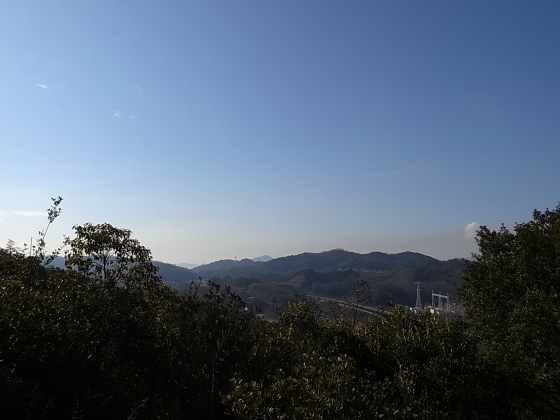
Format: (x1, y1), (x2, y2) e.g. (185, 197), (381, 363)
(252, 255), (273, 262)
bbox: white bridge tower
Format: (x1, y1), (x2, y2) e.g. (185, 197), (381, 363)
(431, 290), (451, 312)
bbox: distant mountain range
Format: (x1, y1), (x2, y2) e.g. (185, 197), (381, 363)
(176, 255), (273, 270)
(190, 249), (464, 309)
(191, 249), (441, 278)
(252, 255), (273, 262)
(43, 250), (465, 307)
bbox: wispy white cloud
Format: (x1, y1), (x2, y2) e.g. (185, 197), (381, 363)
(35, 84), (48, 89)
(114, 111), (137, 120)
(14, 211), (45, 217)
(464, 222), (479, 240)
(133, 85), (143, 93)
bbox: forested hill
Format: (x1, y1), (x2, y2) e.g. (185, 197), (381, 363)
(192, 249), (441, 278)
(45, 251), (463, 307)
(190, 250), (463, 309)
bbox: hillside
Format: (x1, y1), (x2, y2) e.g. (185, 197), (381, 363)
(43, 251), (463, 310)
(193, 249), (439, 278)
(192, 250), (464, 312)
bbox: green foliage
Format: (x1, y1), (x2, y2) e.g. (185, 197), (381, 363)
(344, 279), (372, 328)
(8, 200), (556, 419)
(226, 352), (371, 420)
(0, 212), (257, 418)
(461, 204), (560, 417)
(224, 298), (375, 419)
(361, 308), (511, 419)
(64, 223), (160, 290)
(34, 196), (63, 264)
(223, 296), (511, 420)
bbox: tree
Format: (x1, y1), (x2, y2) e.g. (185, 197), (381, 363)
(346, 279), (372, 328)
(33, 196), (63, 265)
(461, 204), (560, 418)
(3, 210), (261, 418)
(64, 223), (160, 289)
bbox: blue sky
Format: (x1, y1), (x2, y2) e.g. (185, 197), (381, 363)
(1, 1), (559, 264)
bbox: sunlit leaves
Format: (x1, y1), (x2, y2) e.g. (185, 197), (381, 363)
(64, 222), (161, 290)
(461, 204), (560, 417)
